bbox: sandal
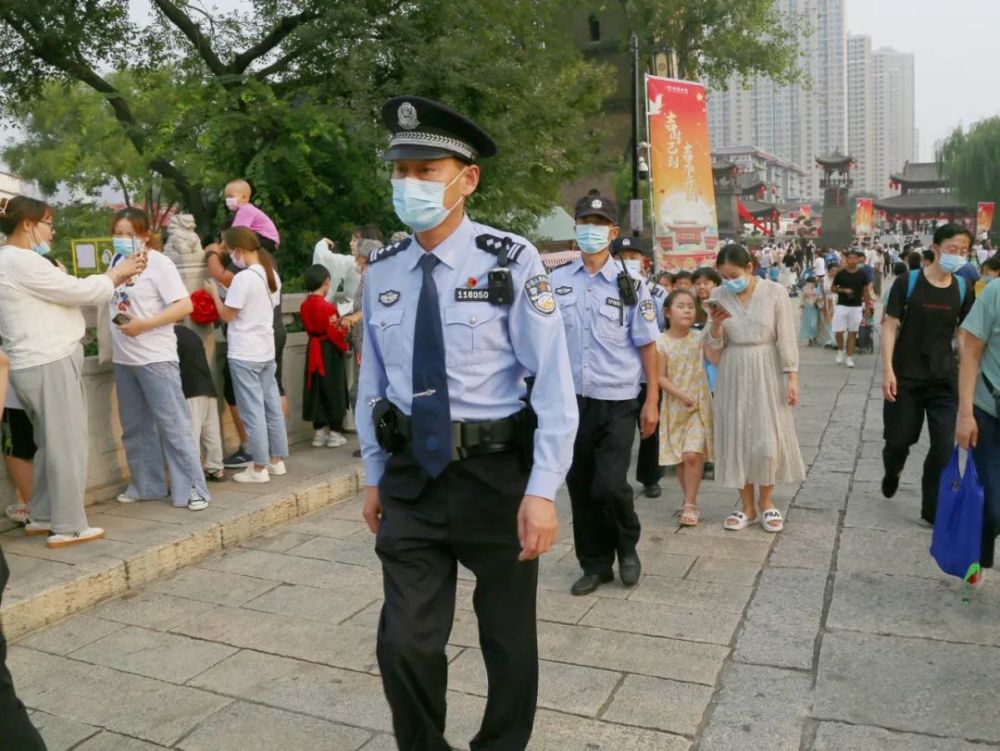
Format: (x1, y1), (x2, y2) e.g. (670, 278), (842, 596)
(679, 504), (700, 527)
(724, 511), (756, 531)
(4, 503), (29, 524)
(205, 469), (227, 482)
(761, 508), (784, 533)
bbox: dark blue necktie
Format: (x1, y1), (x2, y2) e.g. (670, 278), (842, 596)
(411, 253), (452, 477)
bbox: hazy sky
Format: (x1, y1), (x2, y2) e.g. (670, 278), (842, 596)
(845, 0), (999, 160)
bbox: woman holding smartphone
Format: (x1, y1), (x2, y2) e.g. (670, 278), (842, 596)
(0, 196), (146, 547)
(109, 208), (210, 511)
(704, 243), (805, 533)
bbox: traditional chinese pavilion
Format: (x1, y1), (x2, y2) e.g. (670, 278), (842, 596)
(816, 150), (854, 249)
(874, 162), (970, 225)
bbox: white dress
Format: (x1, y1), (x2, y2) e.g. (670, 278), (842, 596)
(708, 279), (806, 488)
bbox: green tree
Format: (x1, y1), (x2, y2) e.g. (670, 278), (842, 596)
(0, 0), (611, 265)
(939, 117), (1000, 224)
(620, 0), (809, 85)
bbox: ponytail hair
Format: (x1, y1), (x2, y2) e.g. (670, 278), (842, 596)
(0, 195), (53, 236)
(224, 226), (278, 293)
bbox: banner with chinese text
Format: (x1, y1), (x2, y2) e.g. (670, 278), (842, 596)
(977, 202), (995, 234)
(800, 205), (812, 220)
(854, 198), (874, 235)
(646, 75), (719, 271)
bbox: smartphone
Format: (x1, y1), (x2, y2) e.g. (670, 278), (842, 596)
(705, 299), (721, 311)
(112, 313), (131, 327)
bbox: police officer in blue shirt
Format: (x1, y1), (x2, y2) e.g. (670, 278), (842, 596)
(356, 96), (578, 751)
(550, 192), (661, 596)
(612, 236), (666, 499)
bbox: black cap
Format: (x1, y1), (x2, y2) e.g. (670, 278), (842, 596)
(574, 191), (618, 224)
(381, 96), (497, 162)
(611, 236), (652, 258)
(847, 247), (866, 257)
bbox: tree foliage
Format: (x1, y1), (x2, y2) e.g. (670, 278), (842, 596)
(0, 0), (611, 264)
(940, 117), (1000, 214)
(620, 0), (809, 85)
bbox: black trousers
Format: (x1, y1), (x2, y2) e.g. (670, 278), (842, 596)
(0, 548), (46, 750)
(635, 383), (662, 487)
(375, 449), (537, 751)
(883, 378), (957, 523)
(567, 396), (641, 576)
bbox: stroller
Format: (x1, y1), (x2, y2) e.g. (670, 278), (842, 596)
(856, 306), (875, 354)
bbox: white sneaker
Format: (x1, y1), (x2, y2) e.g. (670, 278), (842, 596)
(5, 503), (29, 524)
(312, 428), (329, 447)
(267, 460), (287, 476)
(117, 493), (138, 504)
(187, 490), (209, 512)
(234, 466), (270, 483)
(846, 357), (856, 368)
(326, 431), (347, 448)
(24, 521), (51, 537)
(47, 527), (105, 548)
(835, 350), (846, 364)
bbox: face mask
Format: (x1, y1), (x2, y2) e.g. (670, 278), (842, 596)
(723, 275), (749, 294)
(32, 242), (50, 256)
(225, 196), (240, 212)
(391, 168), (468, 232)
(623, 259), (641, 277)
(112, 237), (140, 257)
(575, 224), (611, 254)
(231, 252), (247, 270)
(938, 253), (966, 273)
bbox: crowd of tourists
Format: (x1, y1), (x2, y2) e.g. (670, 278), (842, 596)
(1, 95), (999, 750)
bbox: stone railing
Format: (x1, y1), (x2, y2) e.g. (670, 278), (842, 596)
(0, 255), (354, 506)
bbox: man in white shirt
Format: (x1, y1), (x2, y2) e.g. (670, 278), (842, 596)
(312, 237), (361, 312)
(812, 253), (826, 278)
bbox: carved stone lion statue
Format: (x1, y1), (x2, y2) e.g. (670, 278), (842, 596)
(163, 213), (202, 261)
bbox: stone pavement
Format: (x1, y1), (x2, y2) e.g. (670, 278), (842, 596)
(6, 341), (1000, 750)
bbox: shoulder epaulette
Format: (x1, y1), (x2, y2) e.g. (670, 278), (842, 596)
(476, 234), (527, 264)
(548, 261), (573, 271)
(369, 237), (412, 264)
(632, 279), (642, 292)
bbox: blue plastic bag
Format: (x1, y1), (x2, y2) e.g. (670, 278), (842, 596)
(930, 447), (984, 585)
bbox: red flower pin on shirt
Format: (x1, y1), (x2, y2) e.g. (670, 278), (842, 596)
(467, 276), (477, 288)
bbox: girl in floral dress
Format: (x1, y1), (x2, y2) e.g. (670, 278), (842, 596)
(657, 290), (714, 526)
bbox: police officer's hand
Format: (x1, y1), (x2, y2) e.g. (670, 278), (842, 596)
(957, 413), (979, 450)
(362, 486), (383, 533)
(517, 495), (557, 561)
(639, 400), (658, 438)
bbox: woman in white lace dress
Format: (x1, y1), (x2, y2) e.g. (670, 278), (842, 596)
(704, 244), (805, 533)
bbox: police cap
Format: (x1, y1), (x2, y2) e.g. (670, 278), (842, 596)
(574, 191), (618, 224)
(381, 96), (497, 163)
(611, 236), (652, 258)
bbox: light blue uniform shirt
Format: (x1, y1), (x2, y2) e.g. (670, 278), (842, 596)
(549, 255), (660, 400)
(356, 215), (578, 500)
(647, 281), (667, 332)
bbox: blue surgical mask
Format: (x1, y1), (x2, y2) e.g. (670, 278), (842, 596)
(391, 168), (468, 232)
(112, 237), (139, 257)
(575, 224), (611, 254)
(723, 275), (749, 294)
(623, 259), (642, 277)
(938, 253), (966, 274)
(32, 243), (50, 256)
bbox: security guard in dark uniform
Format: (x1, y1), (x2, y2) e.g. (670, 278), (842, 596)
(550, 193), (660, 596)
(356, 97), (578, 751)
(612, 237), (665, 498)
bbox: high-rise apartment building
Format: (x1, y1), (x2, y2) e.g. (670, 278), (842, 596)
(706, 0), (847, 199)
(872, 47), (917, 190)
(847, 35), (875, 194)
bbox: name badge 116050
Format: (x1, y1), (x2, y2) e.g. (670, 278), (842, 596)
(455, 288), (491, 302)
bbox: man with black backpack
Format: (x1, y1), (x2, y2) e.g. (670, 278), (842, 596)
(881, 223), (975, 524)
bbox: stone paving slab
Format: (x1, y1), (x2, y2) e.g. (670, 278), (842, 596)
(0, 443), (364, 640)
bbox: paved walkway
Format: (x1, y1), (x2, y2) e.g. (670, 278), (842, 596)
(7, 342), (1000, 750)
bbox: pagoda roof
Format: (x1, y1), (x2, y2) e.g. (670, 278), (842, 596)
(740, 199), (779, 217)
(889, 161), (947, 186)
(738, 174), (766, 192)
(873, 191), (967, 213)
(816, 150), (854, 167)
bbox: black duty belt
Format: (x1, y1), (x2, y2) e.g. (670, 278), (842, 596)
(375, 400), (522, 461)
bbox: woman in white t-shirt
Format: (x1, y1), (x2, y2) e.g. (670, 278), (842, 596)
(109, 208), (209, 511)
(205, 227), (288, 483)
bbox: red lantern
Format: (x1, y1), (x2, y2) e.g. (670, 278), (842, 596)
(190, 289), (219, 325)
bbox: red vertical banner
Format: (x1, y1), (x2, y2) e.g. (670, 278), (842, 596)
(646, 75), (719, 272)
(854, 198), (874, 235)
(800, 205), (812, 220)
(977, 202), (995, 234)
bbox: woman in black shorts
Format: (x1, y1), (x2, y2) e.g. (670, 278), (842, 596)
(3, 390), (36, 525)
